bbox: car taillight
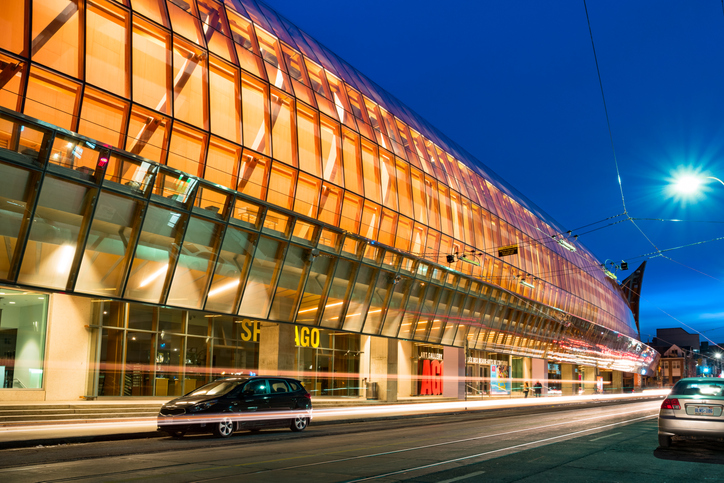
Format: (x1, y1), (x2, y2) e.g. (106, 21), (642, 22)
(661, 398), (681, 410)
(303, 392), (312, 400)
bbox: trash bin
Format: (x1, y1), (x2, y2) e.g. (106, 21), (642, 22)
(366, 380), (378, 400)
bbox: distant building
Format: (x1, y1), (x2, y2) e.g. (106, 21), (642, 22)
(652, 328), (700, 352)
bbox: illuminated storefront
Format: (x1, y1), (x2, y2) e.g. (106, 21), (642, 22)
(0, 0), (657, 401)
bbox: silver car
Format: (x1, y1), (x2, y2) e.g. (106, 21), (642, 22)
(658, 377), (724, 447)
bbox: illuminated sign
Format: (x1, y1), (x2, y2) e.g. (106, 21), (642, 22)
(491, 364), (510, 395)
(419, 359), (443, 395)
(498, 245), (518, 257)
(295, 326), (320, 348)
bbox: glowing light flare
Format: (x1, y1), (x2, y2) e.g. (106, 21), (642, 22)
(207, 279), (240, 297)
(139, 264), (169, 288)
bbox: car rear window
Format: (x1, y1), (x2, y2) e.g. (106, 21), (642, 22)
(288, 381), (302, 391)
(671, 381), (724, 397)
(269, 380), (290, 393)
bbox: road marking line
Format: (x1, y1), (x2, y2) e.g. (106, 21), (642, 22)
(589, 432), (621, 442)
(437, 470), (486, 482)
(345, 415), (656, 482)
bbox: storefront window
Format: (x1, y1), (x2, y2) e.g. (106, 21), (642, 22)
(295, 328), (360, 397)
(0, 288), (48, 389)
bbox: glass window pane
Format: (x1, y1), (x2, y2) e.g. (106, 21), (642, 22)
(132, 19), (171, 114)
(241, 74), (270, 155)
(131, 0), (169, 27)
(0, 289), (47, 389)
(166, 123), (206, 176)
(124, 205), (187, 303)
(0, 163), (36, 280)
(271, 88), (296, 167)
(209, 58), (241, 144)
(87, 1), (128, 97)
(267, 161), (295, 210)
(32, 0), (80, 77)
(76, 191), (138, 296)
(343, 265), (376, 332)
(342, 128), (363, 195)
(294, 172), (320, 218)
(78, 88), (128, 148)
(123, 331), (155, 395)
(320, 259), (355, 329)
(0, 0), (26, 54)
(167, 0), (204, 46)
(396, 280), (425, 339)
(361, 270), (392, 335)
(361, 139), (380, 203)
(98, 328), (124, 396)
(167, 216), (221, 309)
(320, 116), (342, 186)
(269, 244), (307, 322)
(205, 226), (255, 313)
(295, 255), (332, 325)
(172, 39), (207, 129)
(126, 106), (170, 164)
(24, 66), (81, 131)
(237, 236), (285, 318)
(18, 177), (93, 290)
(155, 332), (183, 396)
(297, 103), (320, 177)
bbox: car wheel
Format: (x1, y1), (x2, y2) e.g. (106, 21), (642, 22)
(290, 416), (309, 432)
(658, 434), (672, 448)
(213, 417), (234, 438)
(169, 430), (186, 439)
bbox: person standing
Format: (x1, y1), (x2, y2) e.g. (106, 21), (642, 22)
(534, 381), (543, 397)
(523, 382), (530, 398)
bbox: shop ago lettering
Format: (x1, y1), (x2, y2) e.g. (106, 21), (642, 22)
(238, 320), (260, 342)
(295, 326), (320, 348)
(419, 359), (444, 395)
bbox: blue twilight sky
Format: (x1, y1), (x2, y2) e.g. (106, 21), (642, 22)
(264, 0), (724, 344)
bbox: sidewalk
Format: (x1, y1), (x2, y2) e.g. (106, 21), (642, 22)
(0, 391), (668, 449)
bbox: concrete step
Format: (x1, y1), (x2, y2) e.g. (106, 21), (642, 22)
(0, 404), (163, 424)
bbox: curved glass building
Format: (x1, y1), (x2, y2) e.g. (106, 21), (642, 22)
(0, 0), (657, 400)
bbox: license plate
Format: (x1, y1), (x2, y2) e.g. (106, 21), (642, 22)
(694, 406), (714, 415)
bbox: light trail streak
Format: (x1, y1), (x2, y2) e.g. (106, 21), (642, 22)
(346, 414), (658, 482)
(0, 394), (664, 435)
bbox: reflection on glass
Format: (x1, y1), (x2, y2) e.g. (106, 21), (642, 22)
(237, 236), (285, 318)
(205, 226), (255, 313)
(269, 245), (307, 322)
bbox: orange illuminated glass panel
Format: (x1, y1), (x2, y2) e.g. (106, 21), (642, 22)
(283, 50), (315, 106)
(31, 0), (80, 77)
(425, 176), (441, 231)
(231, 198), (261, 230)
(395, 216), (413, 252)
(0, 0), (26, 54)
(395, 120), (412, 152)
(342, 129), (363, 195)
(270, 88), (296, 166)
(209, 58), (240, 143)
(379, 151), (398, 212)
(379, 108), (405, 157)
(395, 159), (413, 219)
(132, 20), (171, 114)
(360, 201), (380, 240)
(378, 209), (397, 246)
(126, 106), (170, 164)
(450, 192), (464, 241)
(340, 191), (363, 234)
(411, 223), (428, 257)
(86, 1), (128, 97)
(237, 150), (269, 201)
(173, 40), (207, 129)
(241, 74), (270, 155)
(361, 139), (381, 203)
(345, 86), (374, 140)
(227, 9), (266, 79)
(472, 204), (486, 250)
(426, 230), (441, 262)
(410, 169), (427, 225)
(294, 172), (321, 218)
(77, 88), (128, 148)
(0, 54), (25, 111)
(167, 0), (204, 46)
(204, 137), (240, 189)
(296, 103), (320, 177)
(319, 183), (342, 225)
(438, 184), (453, 236)
(166, 124), (206, 176)
(326, 72), (356, 130)
(131, 0), (169, 26)
(320, 116), (343, 186)
(24, 66), (81, 130)
(254, 25), (283, 68)
(267, 161), (295, 210)
(409, 129), (433, 174)
(462, 198), (475, 247)
(197, 0), (235, 62)
(304, 58), (330, 98)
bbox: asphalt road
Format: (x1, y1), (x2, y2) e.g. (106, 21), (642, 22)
(1, 399), (723, 482)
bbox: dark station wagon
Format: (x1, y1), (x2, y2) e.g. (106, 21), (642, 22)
(158, 376), (313, 438)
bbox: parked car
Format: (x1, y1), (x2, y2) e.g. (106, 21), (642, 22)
(158, 376), (313, 438)
(658, 377), (724, 448)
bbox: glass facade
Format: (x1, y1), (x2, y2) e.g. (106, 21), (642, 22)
(0, 0), (658, 393)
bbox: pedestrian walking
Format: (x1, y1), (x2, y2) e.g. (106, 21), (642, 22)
(533, 381), (542, 397)
(523, 382), (530, 398)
